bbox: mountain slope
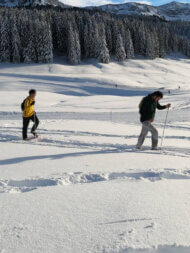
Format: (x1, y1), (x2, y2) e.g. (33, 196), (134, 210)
(0, 0), (71, 8)
(93, 2), (162, 17)
(89, 1), (190, 21)
(159, 1), (190, 21)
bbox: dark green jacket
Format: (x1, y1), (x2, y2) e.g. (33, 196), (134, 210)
(139, 94), (166, 122)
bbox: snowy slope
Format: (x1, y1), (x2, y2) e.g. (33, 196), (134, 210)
(90, 1), (190, 21)
(159, 1), (190, 21)
(0, 0), (70, 7)
(92, 2), (162, 17)
(0, 55), (190, 252)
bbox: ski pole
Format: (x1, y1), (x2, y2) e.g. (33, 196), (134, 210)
(34, 112), (36, 129)
(160, 107), (169, 149)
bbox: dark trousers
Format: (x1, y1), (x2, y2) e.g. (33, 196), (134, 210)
(22, 113), (39, 140)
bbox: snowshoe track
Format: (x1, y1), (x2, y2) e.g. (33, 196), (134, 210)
(1, 169), (190, 194)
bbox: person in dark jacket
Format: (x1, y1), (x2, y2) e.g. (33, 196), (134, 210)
(136, 91), (171, 150)
(22, 89), (39, 140)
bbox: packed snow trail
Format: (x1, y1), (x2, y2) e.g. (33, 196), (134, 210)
(0, 56), (190, 253)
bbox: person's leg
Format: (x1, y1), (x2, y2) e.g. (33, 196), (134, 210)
(148, 123), (158, 149)
(31, 113), (39, 134)
(22, 117), (30, 140)
(136, 121), (149, 149)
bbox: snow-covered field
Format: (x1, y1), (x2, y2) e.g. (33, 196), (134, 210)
(0, 55), (190, 253)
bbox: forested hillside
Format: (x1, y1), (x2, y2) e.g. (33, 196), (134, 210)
(0, 7), (189, 64)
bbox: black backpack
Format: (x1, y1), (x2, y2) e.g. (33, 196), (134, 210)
(139, 98), (144, 113)
(21, 99), (26, 111)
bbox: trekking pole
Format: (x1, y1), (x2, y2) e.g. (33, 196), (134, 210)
(160, 107), (169, 149)
(34, 112), (36, 129)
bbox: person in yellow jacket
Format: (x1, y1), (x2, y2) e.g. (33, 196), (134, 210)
(22, 89), (39, 140)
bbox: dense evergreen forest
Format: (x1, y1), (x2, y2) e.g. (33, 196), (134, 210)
(0, 7), (189, 64)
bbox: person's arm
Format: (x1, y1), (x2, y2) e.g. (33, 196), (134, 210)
(157, 102), (166, 110)
(24, 98), (35, 108)
(157, 102), (171, 110)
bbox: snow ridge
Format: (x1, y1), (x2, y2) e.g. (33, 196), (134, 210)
(1, 169), (190, 194)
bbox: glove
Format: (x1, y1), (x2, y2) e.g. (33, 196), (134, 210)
(30, 101), (35, 106)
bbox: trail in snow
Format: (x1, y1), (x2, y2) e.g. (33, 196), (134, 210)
(1, 169), (190, 194)
(0, 118), (190, 158)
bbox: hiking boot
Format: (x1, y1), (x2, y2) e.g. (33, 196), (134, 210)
(151, 147), (160, 151)
(31, 131), (37, 137)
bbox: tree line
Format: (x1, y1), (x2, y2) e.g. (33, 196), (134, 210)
(0, 7), (189, 64)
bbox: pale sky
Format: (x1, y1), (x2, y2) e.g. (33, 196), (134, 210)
(61, 0), (190, 7)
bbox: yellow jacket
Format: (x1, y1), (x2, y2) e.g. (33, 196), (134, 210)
(23, 96), (35, 118)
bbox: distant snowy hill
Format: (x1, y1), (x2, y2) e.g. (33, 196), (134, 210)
(159, 1), (190, 21)
(92, 2), (162, 18)
(89, 1), (190, 21)
(0, 0), (70, 8)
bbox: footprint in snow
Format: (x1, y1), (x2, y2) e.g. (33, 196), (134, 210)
(144, 222), (156, 229)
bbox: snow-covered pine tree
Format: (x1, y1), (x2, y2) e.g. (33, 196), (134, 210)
(0, 15), (11, 62)
(22, 20), (38, 63)
(16, 10), (30, 62)
(105, 22), (113, 55)
(23, 39), (36, 63)
(169, 34), (179, 53)
(179, 38), (190, 57)
(10, 20), (21, 63)
(83, 15), (99, 59)
(74, 12), (85, 57)
(98, 41), (110, 63)
(145, 33), (155, 59)
(67, 24), (81, 64)
(163, 27), (170, 54)
(35, 20), (53, 63)
(52, 13), (68, 55)
(83, 22), (90, 59)
(157, 27), (168, 58)
(96, 25), (110, 64)
(152, 30), (160, 58)
(115, 34), (126, 61)
(135, 23), (146, 56)
(158, 35), (166, 58)
(187, 41), (190, 57)
(124, 29), (134, 59)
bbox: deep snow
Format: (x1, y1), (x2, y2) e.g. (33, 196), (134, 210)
(0, 56), (190, 253)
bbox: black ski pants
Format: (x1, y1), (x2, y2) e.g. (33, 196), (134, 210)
(22, 113), (39, 140)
